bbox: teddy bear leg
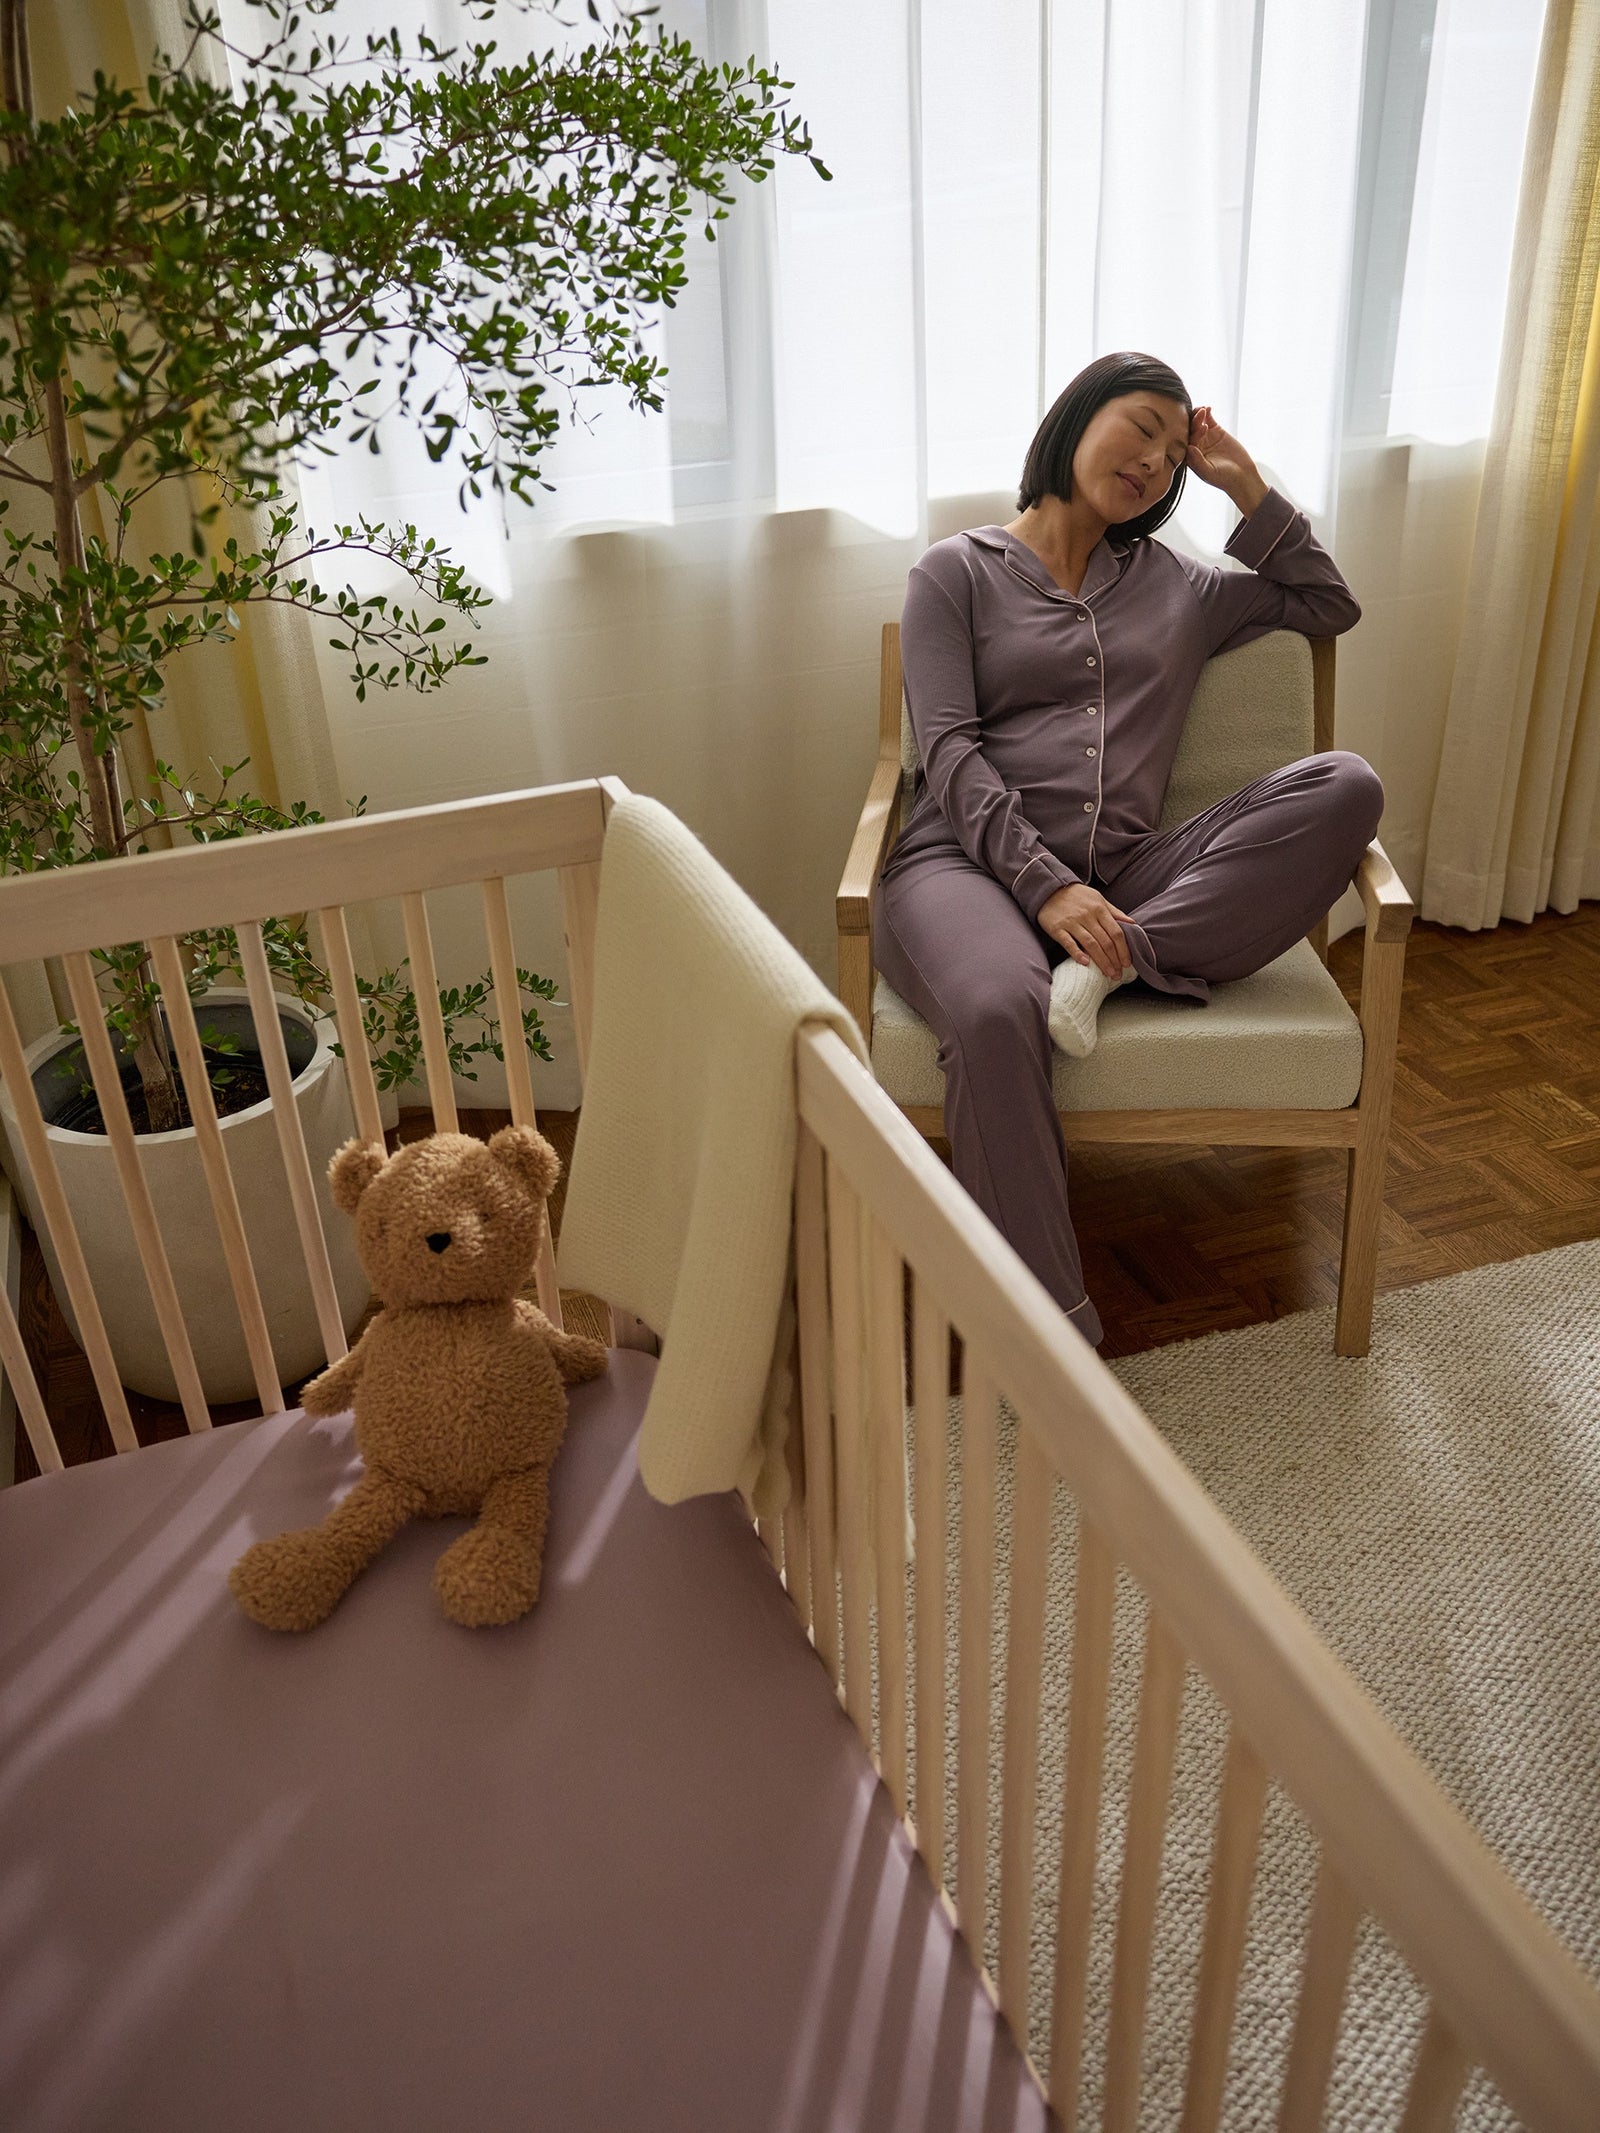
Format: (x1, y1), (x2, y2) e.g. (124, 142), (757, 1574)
(433, 1466), (551, 1628)
(230, 1467), (426, 1632)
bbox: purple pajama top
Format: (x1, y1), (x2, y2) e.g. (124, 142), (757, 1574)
(881, 485), (1362, 921)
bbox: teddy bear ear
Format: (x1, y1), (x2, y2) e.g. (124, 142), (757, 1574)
(487, 1124), (560, 1202)
(328, 1138), (388, 1214)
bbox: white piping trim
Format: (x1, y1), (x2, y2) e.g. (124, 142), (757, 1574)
(1011, 851), (1054, 897)
(1250, 513), (1293, 567)
(1084, 607), (1107, 876)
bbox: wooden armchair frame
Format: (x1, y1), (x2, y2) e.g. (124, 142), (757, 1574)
(837, 623), (1416, 1357)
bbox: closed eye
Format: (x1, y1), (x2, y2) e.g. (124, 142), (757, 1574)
(1136, 419), (1185, 469)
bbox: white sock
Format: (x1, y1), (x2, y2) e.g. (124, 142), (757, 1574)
(1048, 958), (1136, 1058)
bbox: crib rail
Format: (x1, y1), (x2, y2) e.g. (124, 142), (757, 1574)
(784, 1023), (1600, 2133)
(3, 777), (1597, 2129)
(0, 780), (618, 1471)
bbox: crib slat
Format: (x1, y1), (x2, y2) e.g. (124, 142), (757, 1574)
(479, 876), (562, 1327)
(479, 876), (535, 1129)
(998, 1421), (1054, 2038)
(911, 1273), (950, 1884)
(1049, 1517), (1117, 2127)
(868, 1221), (909, 1817)
(400, 891), (458, 1133)
(781, 1315), (812, 1633)
(1398, 2005), (1470, 2133)
(558, 860), (603, 1086)
(150, 936), (284, 1416)
(312, 905), (385, 1150)
(0, 1276), (61, 1473)
(1277, 1855), (1362, 2133)
(0, 972), (138, 1452)
(794, 1124), (838, 1683)
(1181, 1728), (1269, 2133)
(956, 1350), (999, 1943)
(1103, 1607), (1187, 2133)
(236, 921), (347, 1367)
(62, 952), (210, 1436)
(825, 1157), (875, 1740)
(776, 1502), (803, 1607)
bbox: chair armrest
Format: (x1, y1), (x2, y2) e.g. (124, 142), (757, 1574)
(1356, 839), (1415, 944)
(836, 754), (902, 935)
(836, 752), (901, 1044)
(1350, 838), (1410, 1142)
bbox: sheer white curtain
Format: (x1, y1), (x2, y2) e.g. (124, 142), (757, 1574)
(243, 0), (1544, 1103)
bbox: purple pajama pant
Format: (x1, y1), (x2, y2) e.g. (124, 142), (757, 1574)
(872, 751), (1384, 1345)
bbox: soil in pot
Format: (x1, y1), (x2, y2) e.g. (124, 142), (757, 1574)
(53, 1060), (272, 1134)
(34, 1003), (308, 1136)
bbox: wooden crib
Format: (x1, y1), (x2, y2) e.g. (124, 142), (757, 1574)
(0, 775), (1596, 2131)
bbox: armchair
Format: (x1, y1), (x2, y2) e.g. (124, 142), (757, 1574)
(837, 622), (1415, 1356)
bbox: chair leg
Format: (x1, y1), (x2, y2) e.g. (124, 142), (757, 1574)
(1334, 1132), (1385, 1356)
(1336, 928), (1407, 1357)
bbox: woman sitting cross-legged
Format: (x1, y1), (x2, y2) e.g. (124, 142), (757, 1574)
(872, 349), (1381, 1350)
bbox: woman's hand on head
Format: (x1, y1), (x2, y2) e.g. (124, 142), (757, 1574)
(1037, 884), (1133, 980)
(1184, 407), (1267, 513)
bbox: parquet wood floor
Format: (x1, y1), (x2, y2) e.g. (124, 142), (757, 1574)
(10, 902), (1599, 1479)
(1074, 901), (1600, 1356)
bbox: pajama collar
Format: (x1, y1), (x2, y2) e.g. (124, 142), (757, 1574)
(963, 522), (1131, 604)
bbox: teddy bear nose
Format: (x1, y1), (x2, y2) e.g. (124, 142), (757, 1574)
(425, 1232), (452, 1254)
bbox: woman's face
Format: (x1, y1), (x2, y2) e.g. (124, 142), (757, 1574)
(1072, 392), (1191, 523)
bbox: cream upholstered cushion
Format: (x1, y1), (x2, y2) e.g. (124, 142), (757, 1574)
(873, 940), (1362, 1111)
(884, 629), (1362, 1113)
(1159, 629), (1314, 826)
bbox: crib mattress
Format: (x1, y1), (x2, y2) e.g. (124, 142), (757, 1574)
(0, 1349), (1048, 2133)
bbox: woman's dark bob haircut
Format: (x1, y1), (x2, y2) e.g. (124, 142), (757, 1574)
(1018, 351), (1192, 549)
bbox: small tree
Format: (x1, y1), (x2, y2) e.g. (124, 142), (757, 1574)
(0, 0), (822, 1126)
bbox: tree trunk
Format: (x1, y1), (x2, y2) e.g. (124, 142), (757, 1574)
(5, 2), (183, 1134)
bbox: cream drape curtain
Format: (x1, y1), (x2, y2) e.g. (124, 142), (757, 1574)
(7, 1), (347, 1044)
(281, 0), (1390, 1106)
(1421, 0), (1600, 929)
(35, 0), (1558, 1108)
(275, 1), (1543, 1117)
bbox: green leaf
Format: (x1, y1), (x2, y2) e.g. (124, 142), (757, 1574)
(0, 2), (818, 1079)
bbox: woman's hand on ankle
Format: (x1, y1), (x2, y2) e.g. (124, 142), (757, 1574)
(1038, 884), (1132, 978)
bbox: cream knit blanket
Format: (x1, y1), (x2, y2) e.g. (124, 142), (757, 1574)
(556, 794), (869, 1509)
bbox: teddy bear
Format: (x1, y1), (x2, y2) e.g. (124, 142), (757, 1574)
(229, 1125), (609, 1633)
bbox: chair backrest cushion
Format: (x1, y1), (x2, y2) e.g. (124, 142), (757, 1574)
(898, 628), (1316, 833)
(1159, 631), (1314, 827)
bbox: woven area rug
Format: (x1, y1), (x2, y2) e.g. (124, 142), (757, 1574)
(922, 1240), (1600, 2130)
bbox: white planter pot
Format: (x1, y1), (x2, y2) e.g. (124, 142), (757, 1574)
(0, 990), (370, 1405)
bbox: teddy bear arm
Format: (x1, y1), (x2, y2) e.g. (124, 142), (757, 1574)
(299, 1329), (371, 1417)
(552, 1330), (609, 1384)
(518, 1303), (609, 1384)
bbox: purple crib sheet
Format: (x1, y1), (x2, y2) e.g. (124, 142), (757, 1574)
(0, 1349), (1049, 2132)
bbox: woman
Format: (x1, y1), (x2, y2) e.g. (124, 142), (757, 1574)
(873, 351), (1379, 1348)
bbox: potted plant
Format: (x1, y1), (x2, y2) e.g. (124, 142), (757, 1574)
(0, 0), (822, 1399)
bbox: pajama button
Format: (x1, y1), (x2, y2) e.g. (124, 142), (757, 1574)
(1086, 746), (1097, 757)
(1086, 656), (1096, 666)
(1083, 801), (1093, 812)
